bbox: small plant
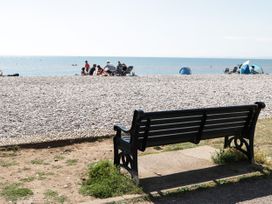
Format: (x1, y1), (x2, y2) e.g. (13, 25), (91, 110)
(212, 148), (247, 164)
(0, 160), (17, 167)
(255, 150), (271, 166)
(36, 171), (54, 180)
(65, 159), (78, 166)
(31, 159), (44, 165)
(164, 142), (197, 152)
(44, 189), (66, 204)
(80, 160), (141, 198)
(54, 155), (65, 161)
(20, 176), (35, 183)
(0, 183), (33, 202)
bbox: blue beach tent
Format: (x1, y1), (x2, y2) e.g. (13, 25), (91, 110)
(179, 67), (192, 75)
(239, 60), (264, 74)
(240, 60), (251, 74)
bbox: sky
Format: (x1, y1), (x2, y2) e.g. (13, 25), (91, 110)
(0, 0), (272, 58)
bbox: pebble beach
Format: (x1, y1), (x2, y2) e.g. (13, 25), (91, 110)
(1, 74), (272, 146)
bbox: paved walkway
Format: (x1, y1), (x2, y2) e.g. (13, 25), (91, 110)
(84, 146), (271, 204)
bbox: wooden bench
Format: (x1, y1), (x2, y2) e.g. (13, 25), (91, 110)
(113, 102), (265, 183)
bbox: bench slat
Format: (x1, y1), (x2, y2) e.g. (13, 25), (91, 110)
(206, 112), (250, 120)
(205, 117), (247, 125)
(138, 121), (202, 132)
(138, 132), (197, 147)
(138, 127), (199, 137)
(202, 126), (244, 139)
(204, 121), (246, 130)
(143, 105), (256, 119)
(139, 116), (202, 126)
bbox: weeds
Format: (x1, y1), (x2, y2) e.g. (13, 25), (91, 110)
(65, 159), (78, 166)
(31, 159), (44, 165)
(80, 160), (142, 198)
(0, 183), (33, 202)
(212, 148), (247, 164)
(44, 189), (66, 204)
(0, 159), (17, 167)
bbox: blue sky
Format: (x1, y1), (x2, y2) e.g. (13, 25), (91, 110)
(0, 0), (272, 58)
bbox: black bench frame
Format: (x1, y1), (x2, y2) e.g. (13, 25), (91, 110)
(113, 102), (265, 183)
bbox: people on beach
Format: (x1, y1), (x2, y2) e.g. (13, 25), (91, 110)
(96, 65), (105, 76)
(85, 60), (90, 74)
(80, 60), (133, 76)
(81, 67), (86, 76)
(89, 64), (96, 76)
(104, 61), (116, 75)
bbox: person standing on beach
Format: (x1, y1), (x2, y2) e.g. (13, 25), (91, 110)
(89, 64), (96, 76)
(84, 60), (90, 74)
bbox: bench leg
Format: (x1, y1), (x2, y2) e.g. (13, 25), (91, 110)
(224, 135), (254, 163)
(131, 151), (139, 185)
(113, 137), (120, 166)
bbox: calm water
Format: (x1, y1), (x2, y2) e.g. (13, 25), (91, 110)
(0, 56), (272, 76)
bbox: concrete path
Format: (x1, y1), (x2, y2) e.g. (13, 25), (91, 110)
(84, 146), (271, 204)
(139, 146), (257, 193)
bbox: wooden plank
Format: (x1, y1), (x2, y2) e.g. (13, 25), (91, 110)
(202, 126), (244, 138)
(205, 117), (247, 125)
(138, 121), (202, 132)
(138, 127), (199, 137)
(206, 112), (250, 120)
(138, 132), (197, 147)
(204, 121), (246, 130)
(143, 104), (256, 119)
(139, 116), (202, 126)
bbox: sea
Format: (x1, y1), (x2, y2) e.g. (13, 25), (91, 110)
(0, 56), (272, 76)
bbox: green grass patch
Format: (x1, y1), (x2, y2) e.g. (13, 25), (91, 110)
(212, 148), (247, 165)
(0, 183), (33, 202)
(163, 142), (197, 152)
(20, 176), (35, 183)
(65, 159), (78, 166)
(80, 160), (142, 198)
(0, 159), (17, 167)
(31, 159), (44, 165)
(44, 189), (66, 204)
(54, 155), (65, 161)
(36, 171), (54, 180)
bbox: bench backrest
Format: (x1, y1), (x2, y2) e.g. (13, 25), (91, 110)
(130, 102), (265, 151)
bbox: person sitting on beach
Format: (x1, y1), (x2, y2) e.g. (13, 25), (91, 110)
(96, 65), (105, 76)
(89, 64), (96, 76)
(84, 60), (90, 74)
(81, 67), (86, 76)
(104, 61), (116, 75)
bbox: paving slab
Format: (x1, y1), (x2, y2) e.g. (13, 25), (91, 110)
(139, 146), (257, 192)
(139, 146), (216, 178)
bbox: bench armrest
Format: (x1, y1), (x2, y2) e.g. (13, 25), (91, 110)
(114, 124), (130, 133)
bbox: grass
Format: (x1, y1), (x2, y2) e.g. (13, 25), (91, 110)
(44, 189), (67, 204)
(80, 160), (142, 198)
(54, 155), (65, 161)
(212, 148), (247, 165)
(20, 176), (35, 183)
(31, 159), (45, 165)
(36, 171), (54, 180)
(65, 159), (78, 166)
(0, 159), (17, 167)
(0, 183), (33, 202)
(163, 142), (197, 152)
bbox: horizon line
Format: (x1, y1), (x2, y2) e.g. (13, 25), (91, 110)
(0, 54), (272, 60)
